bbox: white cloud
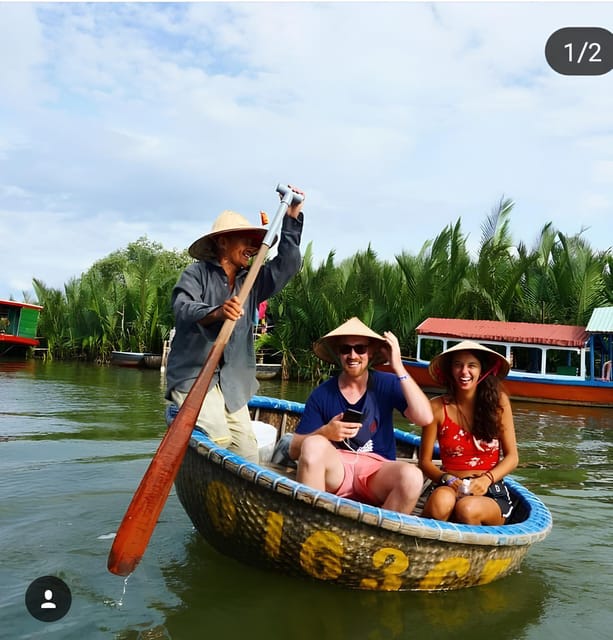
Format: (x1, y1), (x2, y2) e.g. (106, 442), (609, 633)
(1, 2), (612, 299)
(594, 160), (613, 182)
(583, 193), (610, 210)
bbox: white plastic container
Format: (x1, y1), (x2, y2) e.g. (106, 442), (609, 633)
(251, 420), (278, 463)
(458, 478), (472, 496)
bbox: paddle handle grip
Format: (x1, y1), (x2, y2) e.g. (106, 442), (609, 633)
(276, 183), (304, 205)
(261, 183), (304, 248)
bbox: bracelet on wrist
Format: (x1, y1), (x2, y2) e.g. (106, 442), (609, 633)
(440, 473), (457, 486)
(397, 374), (409, 381)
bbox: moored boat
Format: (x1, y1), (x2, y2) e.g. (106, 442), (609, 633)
(142, 354), (163, 369)
(0, 299), (43, 357)
(110, 351), (149, 367)
(110, 351), (163, 368)
(172, 395), (552, 591)
(380, 308), (613, 408)
(255, 362), (282, 380)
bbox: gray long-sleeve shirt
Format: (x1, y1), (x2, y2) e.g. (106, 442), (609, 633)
(165, 212), (303, 411)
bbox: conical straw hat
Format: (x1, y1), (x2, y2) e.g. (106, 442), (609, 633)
(189, 210), (275, 260)
(428, 340), (510, 385)
(313, 317), (388, 365)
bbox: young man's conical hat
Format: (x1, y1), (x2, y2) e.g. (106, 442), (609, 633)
(313, 317), (388, 365)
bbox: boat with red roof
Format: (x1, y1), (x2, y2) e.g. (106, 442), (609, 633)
(379, 307), (613, 408)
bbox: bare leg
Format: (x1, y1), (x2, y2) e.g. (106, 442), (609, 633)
(367, 462), (424, 514)
(453, 496), (504, 525)
(295, 435), (345, 493)
(422, 486), (457, 521)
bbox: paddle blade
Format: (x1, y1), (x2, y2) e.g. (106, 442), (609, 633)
(107, 330), (228, 576)
(107, 416), (194, 576)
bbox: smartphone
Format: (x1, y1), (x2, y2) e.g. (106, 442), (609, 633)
(341, 409), (364, 423)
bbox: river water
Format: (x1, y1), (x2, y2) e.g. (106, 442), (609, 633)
(1, 360), (612, 640)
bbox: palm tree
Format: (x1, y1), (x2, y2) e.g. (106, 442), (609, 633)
(461, 197), (528, 320)
(549, 231), (608, 325)
(402, 218), (472, 320)
(32, 280), (70, 359)
(518, 225), (608, 325)
(259, 244), (344, 380)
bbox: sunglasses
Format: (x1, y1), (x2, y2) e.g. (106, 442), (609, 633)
(339, 343), (369, 355)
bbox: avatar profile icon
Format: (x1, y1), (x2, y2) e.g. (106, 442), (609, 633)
(41, 589), (57, 609)
(25, 576), (72, 622)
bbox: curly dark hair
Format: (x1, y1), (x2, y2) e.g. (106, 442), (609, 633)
(441, 350), (503, 442)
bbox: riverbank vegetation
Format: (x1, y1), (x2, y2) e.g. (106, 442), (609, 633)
(29, 199), (613, 379)
(32, 238), (188, 362)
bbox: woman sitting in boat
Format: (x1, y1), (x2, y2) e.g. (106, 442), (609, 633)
(289, 318), (433, 515)
(419, 341), (519, 526)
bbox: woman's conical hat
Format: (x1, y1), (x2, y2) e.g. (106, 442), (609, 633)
(428, 340), (510, 385)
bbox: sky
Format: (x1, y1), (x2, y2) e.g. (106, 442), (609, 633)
(1, 1), (612, 300)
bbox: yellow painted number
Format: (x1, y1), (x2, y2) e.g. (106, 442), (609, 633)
(264, 510), (284, 559)
(360, 547), (409, 591)
(479, 557), (513, 584)
(300, 530), (343, 580)
(205, 481), (237, 536)
(418, 557), (471, 590)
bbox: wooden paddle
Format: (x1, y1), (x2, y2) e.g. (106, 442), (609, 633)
(107, 184), (304, 576)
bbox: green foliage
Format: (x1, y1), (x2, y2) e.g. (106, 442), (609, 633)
(26, 205), (613, 372)
(32, 236), (191, 361)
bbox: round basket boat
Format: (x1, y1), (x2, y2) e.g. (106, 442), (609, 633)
(173, 396), (552, 591)
(142, 354), (163, 369)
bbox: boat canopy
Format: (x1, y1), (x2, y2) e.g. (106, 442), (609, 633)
(416, 318), (589, 348)
(585, 307), (613, 380)
(586, 307), (613, 333)
(0, 299), (43, 312)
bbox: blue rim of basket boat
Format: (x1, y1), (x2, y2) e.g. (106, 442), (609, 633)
(180, 394), (553, 547)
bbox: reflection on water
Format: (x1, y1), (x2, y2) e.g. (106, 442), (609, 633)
(2, 360), (613, 640)
(148, 536), (550, 640)
(512, 401), (613, 501)
(0, 358), (37, 373)
(1, 359), (168, 442)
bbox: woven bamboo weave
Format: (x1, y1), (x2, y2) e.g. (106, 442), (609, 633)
(173, 396), (552, 591)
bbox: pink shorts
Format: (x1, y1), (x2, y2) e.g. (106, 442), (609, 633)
(333, 450), (387, 504)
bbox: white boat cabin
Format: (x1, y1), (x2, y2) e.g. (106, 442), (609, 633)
(414, 307), (613, 382)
